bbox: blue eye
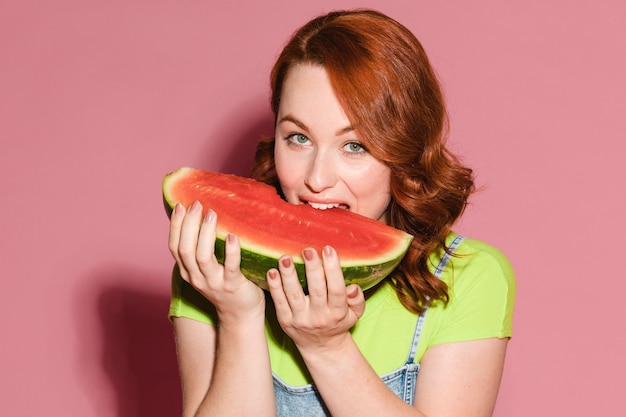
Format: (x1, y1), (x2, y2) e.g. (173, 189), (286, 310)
(344, 142), (365, 153)
(287, 133), (310, 145)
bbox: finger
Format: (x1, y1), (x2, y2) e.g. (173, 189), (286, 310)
(223, 232), (242, 282)
(168, 203), (185, 260)
(196, 209), (218, 275)
(266, 268), (293, 322)
(177, 200), (204, 278)
(168, 203), (190, 280)
(277, 255), (307, 313)
(321, 245), (348, 310)
(346, 284), (366, 319)
(302, 247), (329, 309)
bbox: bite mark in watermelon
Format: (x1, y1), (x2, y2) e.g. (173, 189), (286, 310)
(162, 167), (413, 290)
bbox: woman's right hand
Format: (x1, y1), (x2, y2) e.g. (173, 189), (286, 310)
(168, 200), (266, 322)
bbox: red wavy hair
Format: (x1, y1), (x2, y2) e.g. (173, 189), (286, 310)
(251, 9), (474, 314)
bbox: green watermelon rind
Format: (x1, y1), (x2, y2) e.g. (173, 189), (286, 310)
(214, 236), (404, 291)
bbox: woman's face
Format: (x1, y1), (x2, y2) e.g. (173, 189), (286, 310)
(274, 64), (392, 223)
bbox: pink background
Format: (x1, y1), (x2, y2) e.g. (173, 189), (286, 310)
(1, 1), (624, 415)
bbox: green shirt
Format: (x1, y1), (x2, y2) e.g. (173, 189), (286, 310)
(169, 233), (516, 386)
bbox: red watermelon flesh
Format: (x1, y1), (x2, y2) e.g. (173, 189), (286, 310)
(163, 167), (413, 290)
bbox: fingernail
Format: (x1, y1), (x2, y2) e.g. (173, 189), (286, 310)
(281, 257), (292, 268)
(190, 200), (201, 213)
(204, 209), (214, 223)
(268, 269), (279, 280)
(347, 286), (359, 298)
(323, 245), (334, 259)
(303, 248), (314, 261)
(227, 233), (236, 244)
(173, 203), (183, 216)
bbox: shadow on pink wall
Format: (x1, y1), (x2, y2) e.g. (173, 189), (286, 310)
(75, 268), (182, 416)
(98, 284), (181, 416)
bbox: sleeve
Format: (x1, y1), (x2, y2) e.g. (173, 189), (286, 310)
(168, 265), (218, 325)
(429, 239), (516, 345)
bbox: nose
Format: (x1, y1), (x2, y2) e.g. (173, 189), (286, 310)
(304, 150), (338, 192)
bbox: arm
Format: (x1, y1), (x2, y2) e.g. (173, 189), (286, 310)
(169, 202), (275, 417)
(414, 338), (508, 416)
(173, 317), (216, 415)
(173, 315), (275, 417)
(267, 245), (508, 417)
(297, 335), (507, 417)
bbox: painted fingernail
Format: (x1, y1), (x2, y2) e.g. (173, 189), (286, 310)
(303, 248), (314, 261)
(323, 245), (334, 258)
(190, 200), (201, 213)
(281, 257), (292, 268)
(204, 209), (214, 223)
(268, 269), (279, 280)
(173, 203), (183, 216)
(347, 285), (359, 298)
(227, 233), (236, 244)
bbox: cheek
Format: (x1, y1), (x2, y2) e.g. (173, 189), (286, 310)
(366, 168), (392, 209)
(274, 147), (299, 202)
(274, 147), (288, 175)
(362, 165), (391, 194)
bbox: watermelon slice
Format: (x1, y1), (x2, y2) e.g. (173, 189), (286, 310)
(162, 167), (413, 290)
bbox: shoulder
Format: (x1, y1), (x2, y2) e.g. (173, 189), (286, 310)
(446, 234), (516, 314)
(416, 234), (516, 361)
(435, 234), (516, 302)
(457, 236), (514, 272)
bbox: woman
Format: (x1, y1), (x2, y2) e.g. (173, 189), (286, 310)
(169, 9), (515, 417)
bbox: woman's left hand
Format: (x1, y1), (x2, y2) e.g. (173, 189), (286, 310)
(266, 245), (366, 351)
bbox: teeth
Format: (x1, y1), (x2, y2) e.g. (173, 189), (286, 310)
(308, 202), (339, 210)
(308, 202), (346, 210)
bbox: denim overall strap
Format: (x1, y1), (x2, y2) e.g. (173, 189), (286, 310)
(405, 235), (465, 364)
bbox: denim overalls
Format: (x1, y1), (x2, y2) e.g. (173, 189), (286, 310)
(273, 236), (465, 416)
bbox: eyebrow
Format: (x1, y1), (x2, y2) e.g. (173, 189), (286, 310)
(277, 114), (354, 136)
